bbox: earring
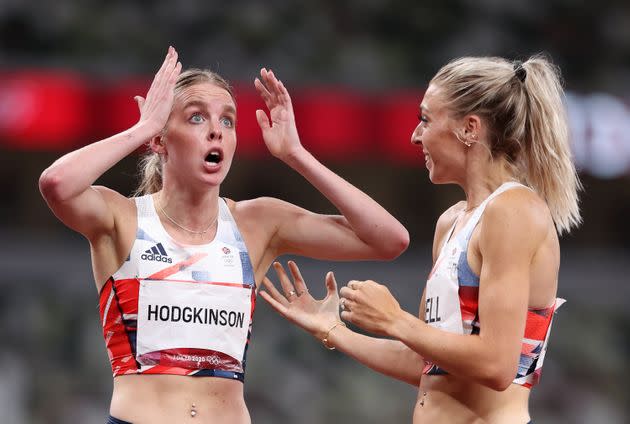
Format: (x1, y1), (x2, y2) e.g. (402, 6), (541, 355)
(464, 133), (477, 147)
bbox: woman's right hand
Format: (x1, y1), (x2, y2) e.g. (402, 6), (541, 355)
(134, 46), (182, 136)
(260, 261), (342, 341)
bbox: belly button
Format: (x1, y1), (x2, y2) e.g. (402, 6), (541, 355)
(419, 391), (428, 407)
(190, 403), (197, 417)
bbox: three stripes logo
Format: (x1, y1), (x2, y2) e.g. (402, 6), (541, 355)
(141, 243), (173, 263)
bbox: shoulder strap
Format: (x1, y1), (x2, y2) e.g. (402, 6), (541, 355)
(217, 198), (248, 252)
(459, 182), (529, 243)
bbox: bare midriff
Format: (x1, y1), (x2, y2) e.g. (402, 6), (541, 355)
(110, 374), (250, 424)
(413, 375), (531, 424)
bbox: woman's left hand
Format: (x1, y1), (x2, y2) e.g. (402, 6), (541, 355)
(339, 280), (403, 337)
(254, 68), (303, 162)
(260, 261), (342, 341)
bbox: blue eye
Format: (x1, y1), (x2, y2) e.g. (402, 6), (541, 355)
(220, 117), (234, 128)
(190, 113), (205, 124)
(418, 113), (428, 124)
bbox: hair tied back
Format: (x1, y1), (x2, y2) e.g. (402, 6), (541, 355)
(513, 60), (527, 83)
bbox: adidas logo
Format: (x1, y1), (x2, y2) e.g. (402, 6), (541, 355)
(141, 243), (172, 263)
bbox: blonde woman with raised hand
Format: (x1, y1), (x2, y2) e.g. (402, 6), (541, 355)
(39, 46), (409, 424)
(262, 55), (581, 424)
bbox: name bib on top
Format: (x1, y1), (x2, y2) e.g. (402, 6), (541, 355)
(136, 280), (252, 366)
(425, 242), (464, 335)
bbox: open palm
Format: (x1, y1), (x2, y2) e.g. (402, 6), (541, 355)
(260, 261), (341, 340)
(254, 68), (302, 160)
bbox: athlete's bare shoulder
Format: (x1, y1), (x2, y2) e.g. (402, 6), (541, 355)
(485, 186), (551, 233)
(481, 186), (552, 251)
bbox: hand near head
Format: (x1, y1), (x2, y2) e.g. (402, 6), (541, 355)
(339, 280), (403, 337)
(260, 261), (341, 340)
(134, 46), (182, 136)
(254, 68), (303, 161)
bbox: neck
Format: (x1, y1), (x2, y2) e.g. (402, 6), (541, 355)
(461, 155), (516, 211)
(156, 184), (220, 234)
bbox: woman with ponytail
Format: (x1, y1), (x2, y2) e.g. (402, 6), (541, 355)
(262, 54), (581, 423)
(38, 47), (409, 424)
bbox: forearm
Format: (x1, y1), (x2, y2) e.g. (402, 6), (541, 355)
(389, 311), (515, 390)
(40, 122), (156, 202)
(284, 147), (409, 258)
(325, 324), (423, 386)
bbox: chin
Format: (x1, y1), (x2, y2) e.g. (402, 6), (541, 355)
(427, 171), (453, 185)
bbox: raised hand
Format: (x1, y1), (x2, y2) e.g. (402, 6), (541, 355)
(134, 46), (182, 136)
(339, 280), (404, 337)
(260, 261), (341, 340)
(254, 68), (303, 161)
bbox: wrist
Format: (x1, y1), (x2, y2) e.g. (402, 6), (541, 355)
(130, 121), (162, 143)
(320, 321), (346, 350)
(282, 145), (310, 168)
(387, 309), (416, 340)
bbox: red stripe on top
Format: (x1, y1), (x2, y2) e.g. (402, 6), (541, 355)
(99, 277), (138, 376)
(147, 253), (208, 280)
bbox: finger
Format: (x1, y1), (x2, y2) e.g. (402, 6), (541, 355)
(267, 70), (283, 101)
(169, 61), (182, 84)
(145, 49), (174, 103)
(325, 272), (339, 298)
(287, 261), (308, 296)
(261, 276), (289, 307)
(339, 286), (356, 301)
(340, 310), (353, 323)
(153, 47), (175, 90)
(344, 299), (357, 311)
(261, 68), (281, 103)
(256, 109), (271, 131)
(277, 80), (293, 107)
(273, 262), (296, 298)
(254, 77), (273, 104)
(155, 46), (173, 80)
(134, 96), (145, 110)
(348, 280), (362, 290)
(156, 49), (178, 93)
(259, 290), (290, 317)
(259, 68), (274, 94)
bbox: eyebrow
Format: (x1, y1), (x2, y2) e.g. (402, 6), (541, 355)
(183, 100), (236, 115)
(420, 104), (430, 113)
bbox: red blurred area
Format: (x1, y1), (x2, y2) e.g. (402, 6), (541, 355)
(0, 71), (425, 161)
(0, 71), (91, 150)
(376, 92), (425, 164)
(292, 88), (373, 159)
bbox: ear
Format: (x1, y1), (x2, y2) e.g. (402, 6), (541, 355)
(463, 114), (482, 141)
(149, 135), (166, 154)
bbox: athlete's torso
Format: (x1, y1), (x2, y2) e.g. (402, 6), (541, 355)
(416, 182), (562, 423)
(99, 194), (256, 381)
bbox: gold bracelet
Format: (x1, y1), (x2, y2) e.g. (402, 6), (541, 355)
(321, 321), (346, 350)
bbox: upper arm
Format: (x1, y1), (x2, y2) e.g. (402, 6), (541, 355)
(40, 180), (122, 242)
(250, 197), (385, 261)
(476, 190), (549, 373)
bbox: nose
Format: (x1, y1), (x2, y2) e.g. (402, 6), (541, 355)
(410, 123), (423, 146)
(208, 120), (223, 142)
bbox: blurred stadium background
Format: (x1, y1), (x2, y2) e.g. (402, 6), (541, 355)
(1, 1), (629, 423)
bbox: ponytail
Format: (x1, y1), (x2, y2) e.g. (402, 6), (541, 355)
(431, 54), (582, 234)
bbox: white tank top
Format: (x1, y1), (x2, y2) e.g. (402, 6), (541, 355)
(99, 194), (256, 381)
(422, 182), (564, 388)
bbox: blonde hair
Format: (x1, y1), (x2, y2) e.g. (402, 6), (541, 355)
(430, 55), (582, 234)
(133, 69), (235, 196)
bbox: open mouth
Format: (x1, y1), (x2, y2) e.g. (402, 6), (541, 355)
(205, 149), (223, 166)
